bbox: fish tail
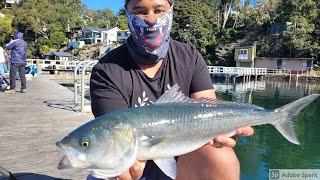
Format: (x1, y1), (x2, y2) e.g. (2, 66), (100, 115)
(272, 94), (320, 145)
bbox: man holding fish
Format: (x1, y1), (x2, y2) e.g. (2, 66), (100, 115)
(56, 0), (319, 175)
(88, 0), (254, 179)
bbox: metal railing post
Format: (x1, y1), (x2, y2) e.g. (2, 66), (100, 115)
(74, 60), (91, 106)
(80, 60), (98, 112)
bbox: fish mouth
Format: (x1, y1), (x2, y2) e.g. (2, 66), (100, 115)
(56, 141), (73, 169)
(58, 155), (73, 170)
(56, 141), (88, 169)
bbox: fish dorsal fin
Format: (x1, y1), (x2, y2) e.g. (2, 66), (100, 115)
(155, 84), (217, 105)
(155, 84), (197, 104)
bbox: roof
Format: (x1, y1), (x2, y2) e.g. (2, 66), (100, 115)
(82, 26), (121, 33)
(256, 57), (314, 61)
(52, 51), (73, 57)
(234, 45), (256, 49)
(82, 27), (108, 32)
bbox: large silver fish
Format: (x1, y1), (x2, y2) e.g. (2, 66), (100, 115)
(56, 84), (319, 179)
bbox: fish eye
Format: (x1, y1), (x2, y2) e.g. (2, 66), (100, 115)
(81, 141), (90, 147)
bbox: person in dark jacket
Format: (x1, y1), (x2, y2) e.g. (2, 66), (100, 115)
(5, 31), (28, 94)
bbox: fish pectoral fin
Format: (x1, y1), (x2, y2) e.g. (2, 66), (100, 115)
(140, 135), (169, 148)
(153, 158), (177, 179)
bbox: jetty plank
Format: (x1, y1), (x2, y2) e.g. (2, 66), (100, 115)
(0, 77), (94, 179)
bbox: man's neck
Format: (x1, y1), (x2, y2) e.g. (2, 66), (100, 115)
(139, 60), (164, 78)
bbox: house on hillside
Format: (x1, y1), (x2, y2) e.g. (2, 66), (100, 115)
(78, 27), (121, 46)
(270, 22), (293, 35)
(234, 45), (314, 73)
(234, 45), (257, 68)
(255, 57), (314, 73)
(1, 0), (20, 8)
(45, 52), (73, 61)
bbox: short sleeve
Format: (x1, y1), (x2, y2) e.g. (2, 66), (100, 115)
(189, 48), (213, 94)
(90, 63), (128, 118)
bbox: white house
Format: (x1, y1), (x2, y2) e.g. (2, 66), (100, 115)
(5, 0), (20, 3)
(78, 27), (131, 46)
(78, 27), (121, 46)
(104, 27), (121, 46)
(3, 0), (20, 7)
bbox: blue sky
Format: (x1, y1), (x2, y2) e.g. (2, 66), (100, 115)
(82, 0), (125, 14)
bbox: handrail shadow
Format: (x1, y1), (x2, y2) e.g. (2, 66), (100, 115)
(43, 100), (77, 112)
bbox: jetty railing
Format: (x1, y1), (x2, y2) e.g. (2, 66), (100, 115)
(74, 60), (98, 112)
(27, 59), (84, 73)
(207, 66), (267, 77)
(74, 60), (91, 107)
(267, 69), (292, 75)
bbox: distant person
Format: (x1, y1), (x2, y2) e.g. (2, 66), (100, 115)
(0, 46), (7, 74)
(5, 32), (28, 94)
(0, 46), (8, 88)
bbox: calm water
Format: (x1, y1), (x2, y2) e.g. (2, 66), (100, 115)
(213, 78), (320, 180)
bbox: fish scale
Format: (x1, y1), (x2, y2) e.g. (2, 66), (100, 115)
(126, 102), (272, 159)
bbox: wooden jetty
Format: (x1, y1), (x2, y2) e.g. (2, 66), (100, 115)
(0, 77), (94, 179)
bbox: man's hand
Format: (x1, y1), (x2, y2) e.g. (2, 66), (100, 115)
(209, 126), (254, 148)
(117, 160), (147, 180)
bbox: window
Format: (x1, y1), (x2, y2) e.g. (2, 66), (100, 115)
(83, 31), (92, 38)
(277, 59), (282, 69)
(238, 49), (248, 55)
(238, 49), (248, 60)
(307, 60), (312, 68)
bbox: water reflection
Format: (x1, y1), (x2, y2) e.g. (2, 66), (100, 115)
(213, 79), (320, 180)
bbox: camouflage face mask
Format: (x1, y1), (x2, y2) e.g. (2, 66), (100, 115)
(125, 7), (173, 65)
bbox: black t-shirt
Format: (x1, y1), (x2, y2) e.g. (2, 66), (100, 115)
(89, 39), (213, 179)
(90, 39), (212, 117)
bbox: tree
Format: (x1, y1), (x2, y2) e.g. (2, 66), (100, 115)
(10, 0), (83, 56)
(83, 8), (117, 28)
(172, 0), (218, 55)
(0, 11), (14, 45)
(255, 0), (319, 60)
(49, 31), (67, 49)
(117, 15), (128, 30)
(218, 0), (237, 33)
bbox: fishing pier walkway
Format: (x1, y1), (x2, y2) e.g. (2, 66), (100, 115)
(0, 77), (93, 180)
